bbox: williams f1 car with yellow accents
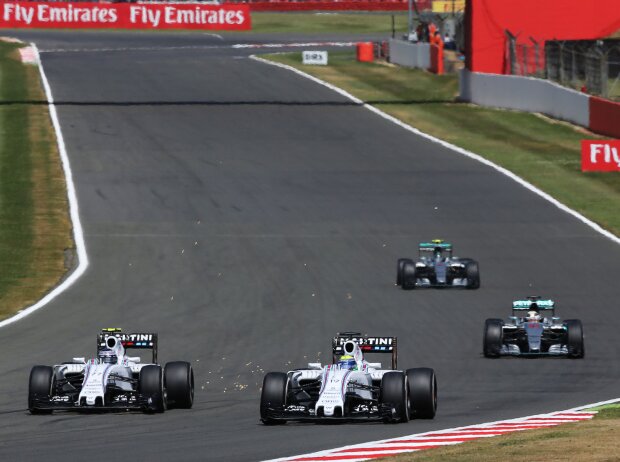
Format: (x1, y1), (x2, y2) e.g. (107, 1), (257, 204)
(397, 240), (480, 290)
(483, 297), (585, 358)
(260, 332), (437, 424)
(28, 328), (194, 413)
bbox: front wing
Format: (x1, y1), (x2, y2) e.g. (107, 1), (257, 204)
(30, 393), (154, 412)
(263, 404), (398, 422)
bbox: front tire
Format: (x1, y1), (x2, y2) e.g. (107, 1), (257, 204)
(565, 319), (585, 358)
(397, 258), (412, 286)
(28, 365), (54, 414)
(401, 261), (417, 290)
(406, 368), (437, 419)
(165, 361), (194, 409)
(483, 319), (503, 358)
(465, 261), (480, 289)
(260, 372), (288, 425)
(139, 365), (165, 413)
(380, 372), (409, 423)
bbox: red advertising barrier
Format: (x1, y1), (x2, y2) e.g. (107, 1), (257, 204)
(465, 0), (620, 74)
(0, 2), (251, 30)
(589, 96), (620, 139)
(581, 140), (620, 172)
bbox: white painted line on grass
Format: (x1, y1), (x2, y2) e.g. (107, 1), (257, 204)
(249, 55), (620, 246)
(0, 43), (89, 329)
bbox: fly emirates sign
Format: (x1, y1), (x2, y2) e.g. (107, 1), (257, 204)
(1, 2), (251, 30)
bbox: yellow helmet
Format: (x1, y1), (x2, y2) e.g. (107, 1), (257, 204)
(338, 355), (357, 370)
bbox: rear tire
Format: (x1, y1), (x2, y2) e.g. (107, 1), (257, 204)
(565, 319), (585, 358)
(401, 261), (417, 290)
(139, 365), (165, 413)
(260, 372), (288, 425)
(380, 372), (409, 423)
(406, 368), (437, 419)
(28, 366), (54, 414)
(164, 361), (194, 409)
(465, 261), (480, 289)
(483, 319), (503, 358)
(397, 258), (412, 286)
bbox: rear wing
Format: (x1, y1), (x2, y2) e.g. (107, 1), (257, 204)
(97, 328), (158, 363)
(419, 240), (452, 251)
(512, 299), (555, 316)
(332, 332), (398, 370)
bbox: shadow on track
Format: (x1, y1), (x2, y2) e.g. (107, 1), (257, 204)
(0, 99), (454, 106)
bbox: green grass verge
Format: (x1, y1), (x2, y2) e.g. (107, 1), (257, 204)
(265, 51), (620, 236)
(585, 403), (620, 416)
(0, 41), (73, 320)
(247, 12), (409, 34)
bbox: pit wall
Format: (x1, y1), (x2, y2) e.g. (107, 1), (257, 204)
(459, 69), (620, 138)
(389, 39), (430, 70)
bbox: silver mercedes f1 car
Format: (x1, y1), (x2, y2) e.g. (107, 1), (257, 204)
(260, 332), (437, 424)
(28, 328), (194, 413)
(397, 240), (480, 290)
(483, 297), (585, 358)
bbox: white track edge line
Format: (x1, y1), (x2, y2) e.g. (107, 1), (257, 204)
(249, 55), (620, 246)
(261, 399), (620, 461)
(0, 43), (88, 329)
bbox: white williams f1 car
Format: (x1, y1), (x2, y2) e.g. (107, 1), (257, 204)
(28, 328), (194, 413)
(260, 332), (437, 424)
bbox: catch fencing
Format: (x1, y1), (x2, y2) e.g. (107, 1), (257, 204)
(506, 33), (620, 101)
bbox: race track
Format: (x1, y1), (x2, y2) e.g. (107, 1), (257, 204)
(0, 31), (619, 461)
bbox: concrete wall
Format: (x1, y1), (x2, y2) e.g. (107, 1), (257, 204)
(459, 69), (590, 128)
(389, 39), (430, 69)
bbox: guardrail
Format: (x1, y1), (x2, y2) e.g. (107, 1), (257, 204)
(230, 0), (432, 12)
(459, 69), (620, 138)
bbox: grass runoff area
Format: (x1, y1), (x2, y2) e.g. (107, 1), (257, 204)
(0, 41), (73, 321)
(248, 12), (409, 34)
(265, 51), (620, 236)
(375, 404), (620, 461)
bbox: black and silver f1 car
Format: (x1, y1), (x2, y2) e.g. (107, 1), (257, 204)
(28, 328), (195, 413)
(397, 240), (480, 290)
(260, 332), (437, 424)
(483, 297), (585, 358)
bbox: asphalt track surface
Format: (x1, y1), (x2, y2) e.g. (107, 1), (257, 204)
(0, 31), (619, 461)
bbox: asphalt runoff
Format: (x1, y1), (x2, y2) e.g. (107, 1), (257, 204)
(0, 30), (618, 461)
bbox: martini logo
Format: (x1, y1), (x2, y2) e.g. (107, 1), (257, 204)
(582, 140), (620, 172)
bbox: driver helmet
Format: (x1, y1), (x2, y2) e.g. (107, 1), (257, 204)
(434, 247), (443, 258)
(338, 355), (358, 371)
(98, 347), (118, 364)
(526, 310), (542, 322)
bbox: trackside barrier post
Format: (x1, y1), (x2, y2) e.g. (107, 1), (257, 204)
(430, 42), (444, 74)
(357, 42), (374, 62)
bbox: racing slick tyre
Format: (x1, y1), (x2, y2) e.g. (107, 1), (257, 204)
(139, 365), (166, 413)
(401, 261), (417, 290)
(565, 319), (585, 359)
(397, 258), (412, 286)
(465, 261), (480, 289)
(380, 372), (409, 423)
(260, 372), (288, 425)
(406, 368), (437, 419)
(164, 361), (194, 409)
(28, 365), (54, 414)
(483, 319), (504, 358)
